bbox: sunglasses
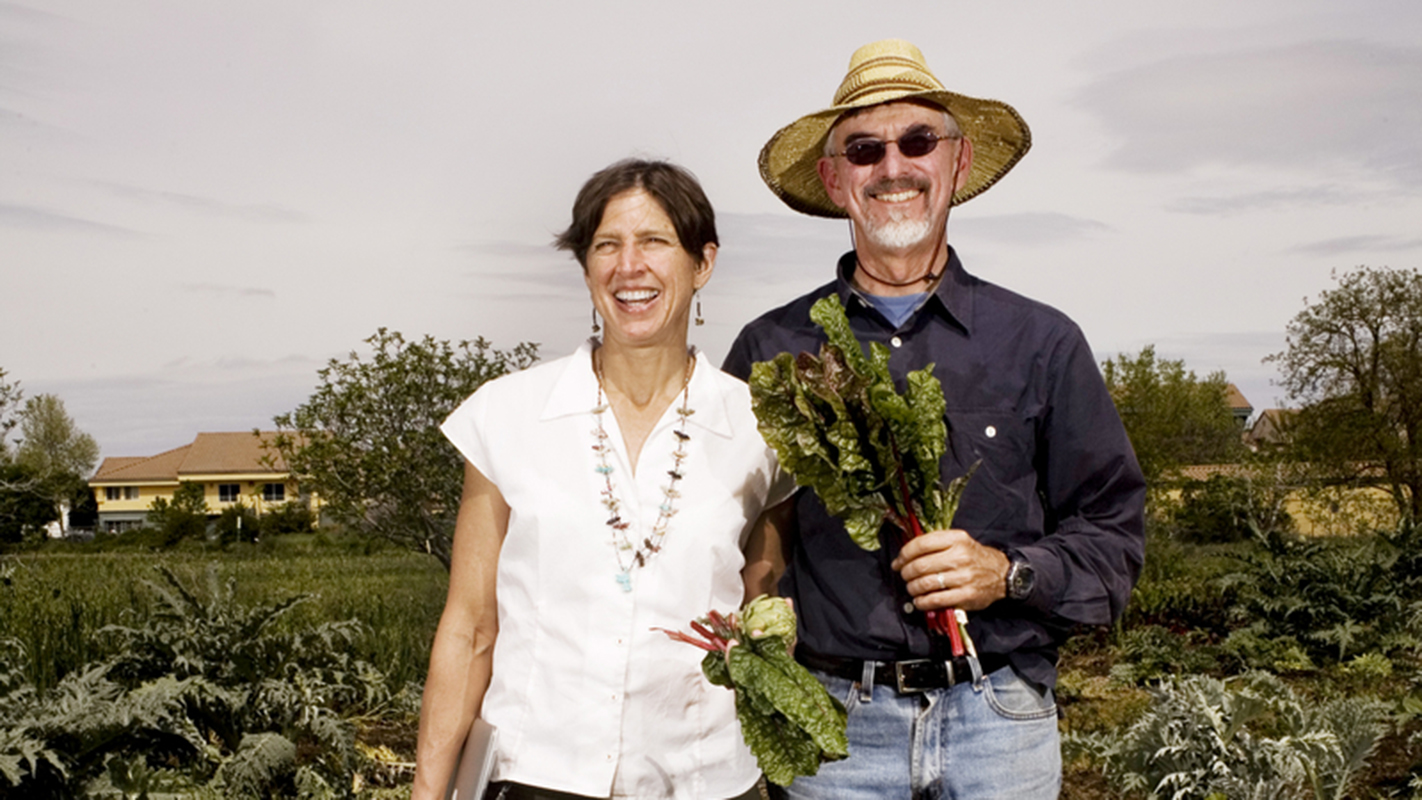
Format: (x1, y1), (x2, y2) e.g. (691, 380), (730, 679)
(832, 129), (958, 167)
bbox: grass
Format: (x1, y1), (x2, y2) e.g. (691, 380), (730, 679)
(0, 534), (448, 692)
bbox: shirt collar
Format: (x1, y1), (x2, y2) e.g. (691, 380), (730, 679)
(541, 340), (735, 439)
(834, 247), (974, 336)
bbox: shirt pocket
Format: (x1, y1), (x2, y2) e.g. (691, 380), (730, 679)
(944, 409), (1036, 534)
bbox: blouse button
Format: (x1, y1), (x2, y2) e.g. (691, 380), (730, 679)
(890, 336), (903, 348)
(985, 426), (997, 438)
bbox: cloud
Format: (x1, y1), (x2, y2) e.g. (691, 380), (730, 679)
(98, 183), (309, 224)
(1080, 40), (1422, 187)
(1166, 184), (1372, 215)
(457, 240), (558, 258)
(0, 202), (141, 236)
(179, 283), (277, 300)
(1287, 235), (1422, 256)
(953, 213), (1111, 246)
(27, 356), (324, 458)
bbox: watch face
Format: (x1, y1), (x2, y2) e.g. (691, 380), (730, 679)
(1008, 559), (1035, 600)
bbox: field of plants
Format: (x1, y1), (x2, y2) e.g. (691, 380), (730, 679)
(0, 534), (446, 798)
(3, 519), (1421, 798)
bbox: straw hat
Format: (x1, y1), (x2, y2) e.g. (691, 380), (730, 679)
(758, 39), (1031, 218)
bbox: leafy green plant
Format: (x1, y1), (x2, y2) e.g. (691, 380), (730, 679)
(270, 328), (538, 570)
(1109, 625), (1222, 684)
(749, 295), (972, 550)
(660, 597), (847, 786)
(0, 565), (399, 797)
(748, 295), (975, 646)
(1065, 671), (1389, 800)
(1220, 523), (1422, 667)
(146, 482), (210, 546)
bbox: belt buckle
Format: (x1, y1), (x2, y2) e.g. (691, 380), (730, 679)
(893, 659), (940, 694)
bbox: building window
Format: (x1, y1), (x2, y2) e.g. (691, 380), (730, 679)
(263, 483), (286, 503)
(125, 487), (140, 500)
(218, 484), (240, 503)
(106, 487), (121, 501)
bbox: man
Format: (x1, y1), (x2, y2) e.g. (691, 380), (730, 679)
(723, 40), (1146, 798)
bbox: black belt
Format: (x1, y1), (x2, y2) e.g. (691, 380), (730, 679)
(797, 648), (1010, 694)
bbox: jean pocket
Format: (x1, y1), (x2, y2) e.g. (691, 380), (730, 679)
(981, 667), (1057, 721)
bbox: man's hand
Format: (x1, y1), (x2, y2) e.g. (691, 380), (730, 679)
(890, 529), (1010, 612)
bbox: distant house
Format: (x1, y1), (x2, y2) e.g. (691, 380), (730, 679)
(89, 432), (307, 533)
(1225, 383), (1253, 430)
(1246, 408), (1297, 450)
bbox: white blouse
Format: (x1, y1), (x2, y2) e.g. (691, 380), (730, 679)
(441, 341), (793, 799)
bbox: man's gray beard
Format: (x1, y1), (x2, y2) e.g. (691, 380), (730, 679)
(864, 216), (933, 250)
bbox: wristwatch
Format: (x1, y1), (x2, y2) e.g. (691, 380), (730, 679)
(1005, 552), (1036, 602)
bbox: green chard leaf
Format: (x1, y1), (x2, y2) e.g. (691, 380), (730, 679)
(727, 644), (849, 771)
(750, 294), (975, 547)
(667, 597), (850, 785)
(734, 691), (822, 786)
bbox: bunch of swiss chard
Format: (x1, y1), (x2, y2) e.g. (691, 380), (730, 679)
(658, 595), (848, 785)
(748, 294), (978, 652)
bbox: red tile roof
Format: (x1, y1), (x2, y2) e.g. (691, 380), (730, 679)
(91, 432), (289, 483)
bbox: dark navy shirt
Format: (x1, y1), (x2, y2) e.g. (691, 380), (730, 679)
(723, 250), (1146, 689)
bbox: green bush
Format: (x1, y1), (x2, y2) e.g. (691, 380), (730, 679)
(0, 565), (402, 797)
(1064, 671), (1389, 800)
(1172, 474), (1294, 544)
(1222, 524), (1422, 667)
(260, 501), (316, 536)
(216, 505), (261, 544)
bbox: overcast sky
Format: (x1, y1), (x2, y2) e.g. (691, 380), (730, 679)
(3, 0), (1420, 460)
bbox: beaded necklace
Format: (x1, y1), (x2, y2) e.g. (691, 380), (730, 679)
(592, 350), (695, 592)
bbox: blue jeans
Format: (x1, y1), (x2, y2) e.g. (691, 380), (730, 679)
(772, 661), (1061, 800)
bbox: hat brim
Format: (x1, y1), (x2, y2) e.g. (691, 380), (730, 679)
(758, 89), (1031, 219)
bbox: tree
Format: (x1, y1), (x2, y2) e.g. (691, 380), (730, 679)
(0, 369), (50, 544)
(146, 481), (210, 545)
(1102, 345), (1244, 489)
(269, 328), (539, 569)
(0, 367), (20, 460)
(14, 394), (100, 536)
(1266, 265), (1422, 520)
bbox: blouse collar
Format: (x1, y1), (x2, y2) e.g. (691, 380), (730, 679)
(540, 339), (736, 439)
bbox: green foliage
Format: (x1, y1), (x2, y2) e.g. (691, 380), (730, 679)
(260, 500), (317, 536)
(146, 482), (210, 546)
(216, 504), (261, 544)
(0, 369), (19, 459)
(0, 462), (55, 545)
(1173, 471), (1295, 545)
(668, 598), (847, 786)
(748, 295), (972, 549)
(1102, 345), (1244, 491)
(270, 328), (539, 570)
(1120, 529), (1236, 639)
(0, 564), (401, 797)
(724, 639), (848, 786)
(1065, 671), (1390, 800)
(1222, 523), (1422, 666)
(1267, 265), (1422, 521)
(12, 394), (99, 538)
(1109, 625), (1222, 684)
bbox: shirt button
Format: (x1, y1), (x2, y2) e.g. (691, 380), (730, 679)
(985, 426), (997, 438)
(890, 336), (903, 348)
(903, 602), (916, 614)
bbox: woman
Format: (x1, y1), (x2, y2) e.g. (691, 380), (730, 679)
(413, 159), (794, 800)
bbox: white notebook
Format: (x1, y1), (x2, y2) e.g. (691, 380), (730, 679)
(446, 718), (498, 800)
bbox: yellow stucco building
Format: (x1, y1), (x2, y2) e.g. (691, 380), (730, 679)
(89, 432), (311, 533)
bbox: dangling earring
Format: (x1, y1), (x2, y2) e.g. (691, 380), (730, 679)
(694, 291), (704, 326)
(591, 306), (601, 334)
